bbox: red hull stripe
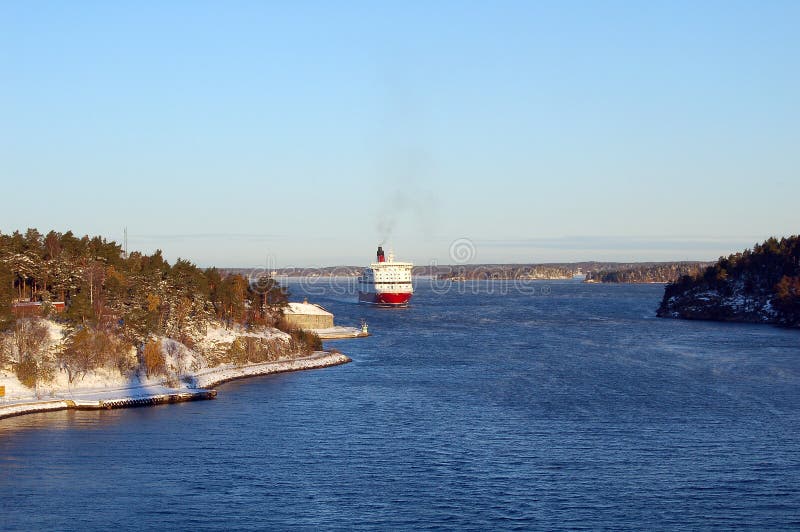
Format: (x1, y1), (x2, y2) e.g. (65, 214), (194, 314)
(358, 291), (412, 306)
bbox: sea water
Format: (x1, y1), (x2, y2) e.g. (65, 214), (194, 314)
(2, 280), (799, 530)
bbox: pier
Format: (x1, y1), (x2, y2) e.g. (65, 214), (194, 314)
(0, 390), (217, 420)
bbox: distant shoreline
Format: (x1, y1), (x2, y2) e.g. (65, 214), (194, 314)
(0, 351), (350, 422)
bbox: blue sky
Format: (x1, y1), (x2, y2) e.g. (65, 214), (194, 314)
(1, 1), (798, 267)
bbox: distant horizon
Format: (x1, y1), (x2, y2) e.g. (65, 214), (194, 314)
(1, 226), (786, 269)
(88, 230), (800, 269)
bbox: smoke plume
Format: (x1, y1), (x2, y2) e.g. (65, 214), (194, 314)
(376, 188), (437, 245)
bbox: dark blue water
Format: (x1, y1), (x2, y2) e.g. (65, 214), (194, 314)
(2, 280), (800, 530)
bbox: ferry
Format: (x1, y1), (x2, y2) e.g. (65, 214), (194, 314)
(358, 246), (413, 306)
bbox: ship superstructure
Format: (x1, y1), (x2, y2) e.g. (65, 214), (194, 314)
(358, 246), (413, 306)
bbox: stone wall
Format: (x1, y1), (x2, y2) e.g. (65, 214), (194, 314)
(282, 313), (334, 330)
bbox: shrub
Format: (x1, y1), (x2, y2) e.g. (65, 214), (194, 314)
(142, 339), (165, 377)
(290, 329), (322, 354)
(60, 328), (93, 383)
(16, 358), (39, 388)
(10, 319), (54, 388)
(15, 357), (54, 389)
(226, 338), (248, 365)
(59, 327), (135, 383)
(13, 319), (51, 362)
(0, 333), (11, 368)
(775, 275), (800, 326)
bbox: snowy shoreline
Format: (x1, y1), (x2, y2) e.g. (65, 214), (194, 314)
(0, 351), (350, 421)
(312, 326), (369, 339)
(193, 350), (351, 388)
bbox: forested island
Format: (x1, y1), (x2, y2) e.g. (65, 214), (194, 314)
(231, 262), (712, 284)
(0, 229), (329, 403)
(432, 262), (711, 283)
(434, 264), (576, 281)
(657, 236), (800, 327)
(584, 262), (712, 283)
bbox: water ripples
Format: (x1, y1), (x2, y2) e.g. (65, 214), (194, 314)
(2, 282), (800, 529)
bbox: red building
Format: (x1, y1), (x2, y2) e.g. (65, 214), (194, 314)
(11, 301), (66, 318)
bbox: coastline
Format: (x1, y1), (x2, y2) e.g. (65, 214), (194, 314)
(312, 326), (369, 339)
(0, 351), (350, 421)
(193, 350), (351, 388)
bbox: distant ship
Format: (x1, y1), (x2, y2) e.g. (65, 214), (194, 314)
(358, 246), (413, 306)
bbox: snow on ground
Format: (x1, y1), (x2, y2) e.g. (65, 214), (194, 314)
(284, 302), (333, 316)
(1, 319), (349, 419)
(0, 400), (73, 419)
(0, 369), (36, 401)
(761, 298), (778, 319)
(312, 326), (366, 339)
(1, 365), (154, 403)
(158, 337), (204, 377)
(44, 319), (67, 343)
(664, 279), (786, 323)
(0, 323), (293, 403)
(197, 324), (290, 353)
(193, 351), (350, 388)
(1, 351), (350, 419)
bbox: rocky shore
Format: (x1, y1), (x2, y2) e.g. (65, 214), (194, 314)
(656, 236), (800, 328)
(0, 351), (350, 421)
(656, 286), (779, 324)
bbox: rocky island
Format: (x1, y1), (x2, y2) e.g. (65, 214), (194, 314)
(657, 236), (800, 327)
(584, 262), (711, 283)
(0, 229), (348, 419)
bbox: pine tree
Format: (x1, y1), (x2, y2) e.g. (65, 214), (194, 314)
(0, 264), (14, 330)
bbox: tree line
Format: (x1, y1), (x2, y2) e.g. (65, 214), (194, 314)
(659, 236), (800, 326)
(0, 228), (296, 389)
(585, 262), (711, 283)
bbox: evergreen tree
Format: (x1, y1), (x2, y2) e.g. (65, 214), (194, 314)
(0, 264), (15, 330)
(0, 227), (322, 369)
(659, 235), (800, 326)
